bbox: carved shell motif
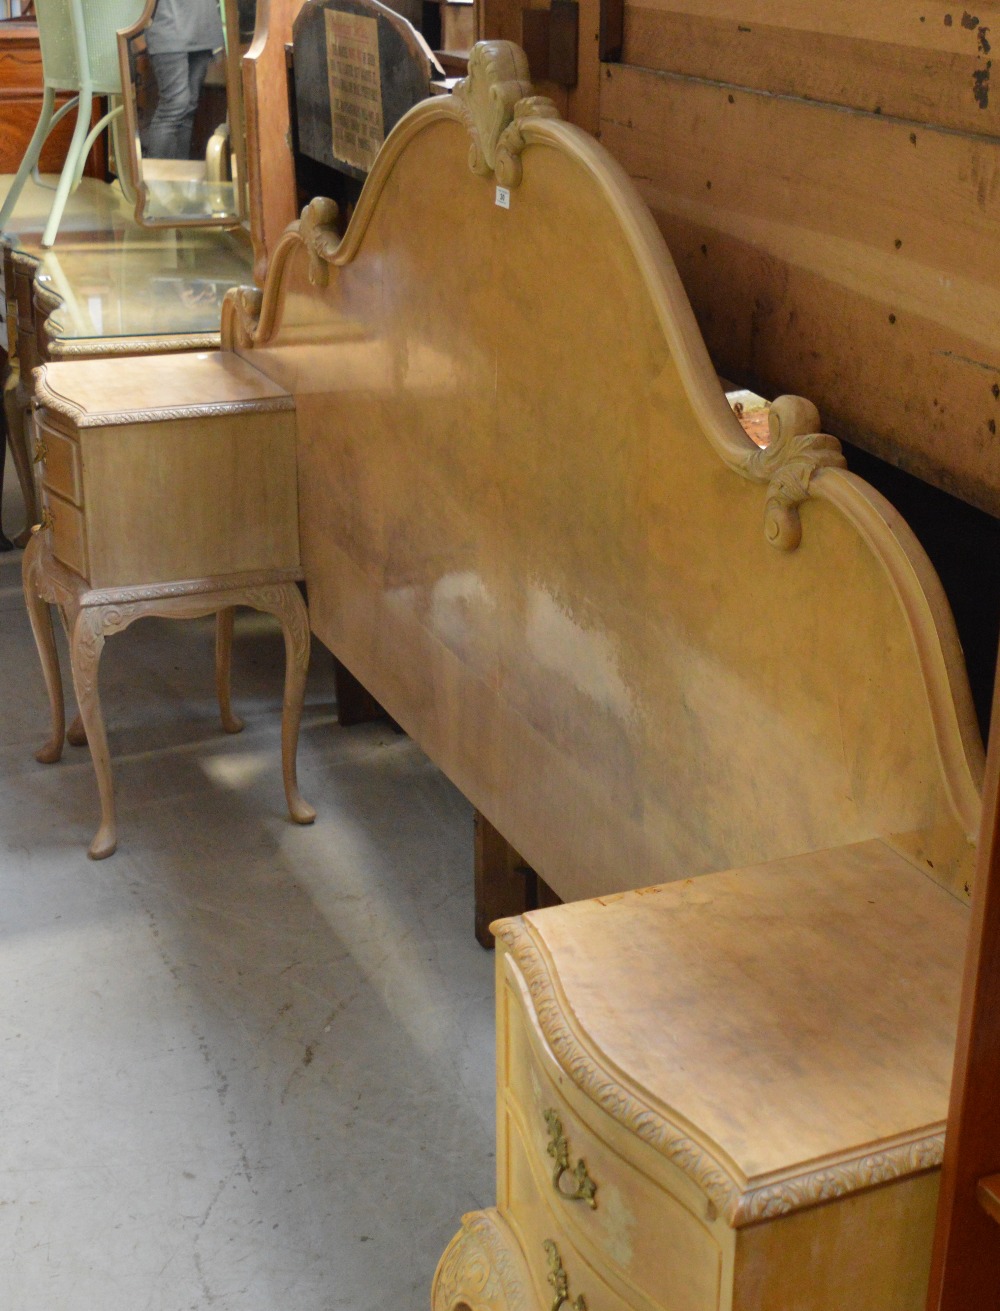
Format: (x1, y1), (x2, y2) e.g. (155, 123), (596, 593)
(454, 41), (561, 188)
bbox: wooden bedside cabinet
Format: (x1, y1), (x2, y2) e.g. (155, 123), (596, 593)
(434, 842), (969, 1311)
(23, 350), (315, 859)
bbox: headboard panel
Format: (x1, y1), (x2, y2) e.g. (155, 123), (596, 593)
(226, 42), (984, 901)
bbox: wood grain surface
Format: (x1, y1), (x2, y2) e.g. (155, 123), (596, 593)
(598, 62), (1000, 513)
(234, 86), (983, 905)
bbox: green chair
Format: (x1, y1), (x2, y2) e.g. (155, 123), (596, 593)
(0, 0), (146, 247)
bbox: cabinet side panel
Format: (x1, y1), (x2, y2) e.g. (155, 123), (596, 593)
(82, 412), (299, 588)
(733, 1174), (939, 1311)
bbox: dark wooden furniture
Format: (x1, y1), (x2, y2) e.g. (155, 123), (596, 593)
(0, 19), (106, 178)
(926, 657), (1000, 1310)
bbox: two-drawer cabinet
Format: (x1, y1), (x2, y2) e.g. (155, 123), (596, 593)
(434, 842), (967, 1311)
(23, 350), (315, 858)
(33, 351), (299, 588)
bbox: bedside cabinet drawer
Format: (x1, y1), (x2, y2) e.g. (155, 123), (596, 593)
(503, 972), (723, 1311)
(38, 424), (83, 507)
(505, 1110), (635, 1311)
(43, 490), (88, 580)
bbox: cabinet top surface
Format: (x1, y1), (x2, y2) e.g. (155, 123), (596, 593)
(503, 840), (968, 1214)
(36, 351), (293, 428)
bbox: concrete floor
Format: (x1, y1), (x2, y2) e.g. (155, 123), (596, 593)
(0, 453), (496, 1309)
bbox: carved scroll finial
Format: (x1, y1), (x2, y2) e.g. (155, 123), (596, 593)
(297, 197), (341, 288)
(454, 41), (560, 186)
(221, 285), (264, 350)
(742, 395), (847, 550)
(495, 96), (563, 188)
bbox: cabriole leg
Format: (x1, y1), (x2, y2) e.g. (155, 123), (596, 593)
(215, 606), (244, 733)
(69, 606), (116, 860)
(22, 532), (65, 764)
(55, 604), (88, 746)
(271, 583), (315, 825)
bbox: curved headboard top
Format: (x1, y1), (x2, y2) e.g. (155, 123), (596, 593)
(225, 42), (984, 901)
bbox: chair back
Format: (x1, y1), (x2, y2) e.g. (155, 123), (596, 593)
(34, 0), (82, 89)
(78, 0), (148, 93)
(36, 0), (149, 93)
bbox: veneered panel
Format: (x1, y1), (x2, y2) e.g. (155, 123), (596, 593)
(240, 97), (982, 904)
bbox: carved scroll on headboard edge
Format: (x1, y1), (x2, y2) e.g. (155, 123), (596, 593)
(220, 42), (561, 344)
(222, 39), (840, 554)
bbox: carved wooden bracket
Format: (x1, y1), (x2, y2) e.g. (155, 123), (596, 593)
(741, 395), (847, 551)
(496, 96), (563, 188)
(221, 285), (264, 351)
(297, 197), (342, 288)
(454, 40), (561, 186)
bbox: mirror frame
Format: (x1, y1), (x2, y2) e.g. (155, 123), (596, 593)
(116, 0), (248, 230)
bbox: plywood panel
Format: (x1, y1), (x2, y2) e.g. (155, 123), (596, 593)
(599, 62), (1000, 513)
(622, 2), (1000, 135)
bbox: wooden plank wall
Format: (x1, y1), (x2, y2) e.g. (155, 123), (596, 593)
(481, 0), (602, 133)
(482, 0), (1000, 512)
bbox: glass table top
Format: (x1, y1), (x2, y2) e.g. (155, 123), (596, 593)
(1, 175), (253, 344)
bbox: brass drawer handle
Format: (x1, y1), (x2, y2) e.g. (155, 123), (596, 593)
(33, 438), (47, 465)
(32, 505), (54, 534)
(544, 1240), (587, 1311)
(545, 1109), (597, 1208)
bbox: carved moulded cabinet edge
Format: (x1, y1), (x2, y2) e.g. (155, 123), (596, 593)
(32, 364), (295, 429)
(79, 566), (303, 610)
(493, 918), (947, 1227)
(46, 334), (223, 361)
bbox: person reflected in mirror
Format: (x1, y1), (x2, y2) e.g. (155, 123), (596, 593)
(144, 0), (225, 159)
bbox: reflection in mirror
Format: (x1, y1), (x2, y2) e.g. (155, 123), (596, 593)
(118, 0), (254, 227)
(227, 0), (259, 230)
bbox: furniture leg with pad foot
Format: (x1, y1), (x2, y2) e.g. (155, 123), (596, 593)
(23, 348), (313, 857)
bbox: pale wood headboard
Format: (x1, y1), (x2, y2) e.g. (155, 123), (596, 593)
(483, 1), (1000, 514)
(225, 41), (985, 903)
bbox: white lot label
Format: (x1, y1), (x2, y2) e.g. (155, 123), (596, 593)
(495, 186), (511, 209)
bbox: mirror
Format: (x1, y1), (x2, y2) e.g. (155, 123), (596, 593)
(117, 0), (257, 228)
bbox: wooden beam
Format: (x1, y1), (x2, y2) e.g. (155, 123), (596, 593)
(332, 655), (388, 727)
(243, 0), (307, 286)
(977, 1174), (1000, 1229)
(473, 811), (533, 950)
(599, 62), (1000, 516)
(927, 660), (1000, 1309)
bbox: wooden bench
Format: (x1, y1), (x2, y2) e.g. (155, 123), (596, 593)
(27, 39), (986, 1306)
